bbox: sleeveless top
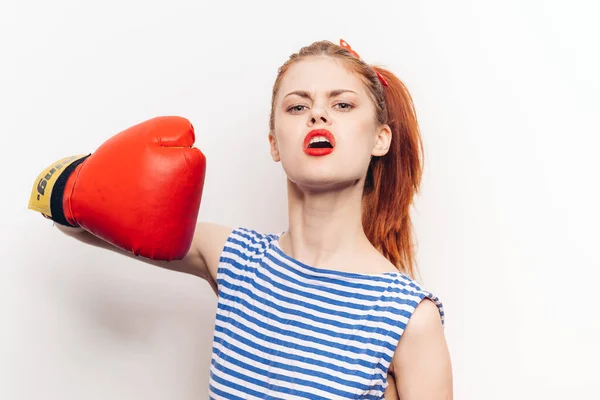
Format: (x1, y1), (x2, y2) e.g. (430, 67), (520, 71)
(209, 227), (445, 400)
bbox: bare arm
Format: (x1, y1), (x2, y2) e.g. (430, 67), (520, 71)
(53, 222), (233, 296)
(390, 299), (453, 399)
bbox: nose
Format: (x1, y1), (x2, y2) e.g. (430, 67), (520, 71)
(308, 105), (330, 126)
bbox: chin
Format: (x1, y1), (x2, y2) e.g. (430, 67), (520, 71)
(281, 155), (366, 190)
(287, 171), (363, 193)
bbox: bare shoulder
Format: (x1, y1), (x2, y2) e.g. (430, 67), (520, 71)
(390, 298), (452, 398)
(405, 298), (444, 333)
(389, 299), (444, 372)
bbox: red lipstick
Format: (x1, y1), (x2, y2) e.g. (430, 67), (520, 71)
(303, 129), (336, 156)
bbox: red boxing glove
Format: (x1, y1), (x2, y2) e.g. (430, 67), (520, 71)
(28, 116), (206, 261)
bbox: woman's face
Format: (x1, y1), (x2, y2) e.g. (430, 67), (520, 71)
(270, 56), (391, 192)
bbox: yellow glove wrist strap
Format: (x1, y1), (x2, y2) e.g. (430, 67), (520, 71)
(28, 154), (87, 217)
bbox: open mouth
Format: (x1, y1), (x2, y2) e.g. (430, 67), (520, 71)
(307, 136), (334, 149)
(303, 129), (336, 156)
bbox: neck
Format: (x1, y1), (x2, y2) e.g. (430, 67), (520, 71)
(280, 178), (372, 269)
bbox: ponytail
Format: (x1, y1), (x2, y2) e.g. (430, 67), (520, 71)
(362, 67), (424, 279)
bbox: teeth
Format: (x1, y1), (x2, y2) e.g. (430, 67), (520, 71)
(309, 136), (330, 144)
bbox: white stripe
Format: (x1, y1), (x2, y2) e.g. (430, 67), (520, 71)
(219, 256), (417, 338)
(209, 373), (271, 400)
(214, 316), (387, 383)
(228, 230), (273, 253)
(269, 246), (405, 287)
(224, 235), (406, 291)
(215, 294), (393, 363)
(211, 342), (384, 399)
(220, 261), (412, 334)
(234, 230), (429, 295)
(261, 256), (421, 320)
(221, 249), (423, 323)
(217, 281), (399, 357)
(210, 353), (331, 400)
(209, 363), (289, 400)
(222, 240), (427, 303)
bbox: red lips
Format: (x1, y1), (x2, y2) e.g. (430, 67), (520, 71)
(303, 129), (336, 156)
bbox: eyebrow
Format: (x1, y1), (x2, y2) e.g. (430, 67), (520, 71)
(283, 89), (357, 100)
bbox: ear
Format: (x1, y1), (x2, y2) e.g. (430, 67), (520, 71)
(268, 132), (281, 162)
(372, 124), (392, 157)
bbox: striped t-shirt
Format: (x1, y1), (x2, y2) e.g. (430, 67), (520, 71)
(209, 227), (444, 399)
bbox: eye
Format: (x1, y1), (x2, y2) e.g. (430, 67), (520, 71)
(334, 102), (354, 111)
(287, 105), (308, 113)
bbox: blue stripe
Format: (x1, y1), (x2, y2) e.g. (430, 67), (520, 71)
(255, 256), (421, 316)
(266, 248), (425, 296)
(231, 228), (274, 253)
(216, 289), (401, 354)
(211, 349), (383, 400)
(212, 334), (385, 393)
(222, 242), (429, 304)
(224, 238), (407, 291)
(213, 323), (387, 378)
(215, 302), (395, 363)
(270, 242), (404, 281)
(209, 368), (287, 400)
(221, 251), (424, 310)
(218, 272), (408, 352)
(219, 262), (416, 329)
(209, 382), (251, 400)
(237, 229), (439, 307)
(220, 247), (444, 322)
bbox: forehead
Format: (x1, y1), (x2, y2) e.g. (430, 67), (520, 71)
(277, 56), (368, 101)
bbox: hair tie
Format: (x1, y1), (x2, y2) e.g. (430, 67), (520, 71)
(339, 39), (389, 87)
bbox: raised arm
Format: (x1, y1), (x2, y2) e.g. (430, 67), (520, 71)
(28, 117), (230, 295)
(52, 222), (232, 296)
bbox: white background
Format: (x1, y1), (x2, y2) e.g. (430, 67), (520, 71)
(2, 0), (599, 398)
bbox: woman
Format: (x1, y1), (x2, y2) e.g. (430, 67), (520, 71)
(55, 39), (453, 399)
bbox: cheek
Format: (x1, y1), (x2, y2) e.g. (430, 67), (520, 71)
(348, 121), (378, 148)
(274, 119), (304, 152)
(272, 129), (298, 162)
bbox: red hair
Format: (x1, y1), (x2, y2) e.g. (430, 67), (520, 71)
(269, 41), (424, 279)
